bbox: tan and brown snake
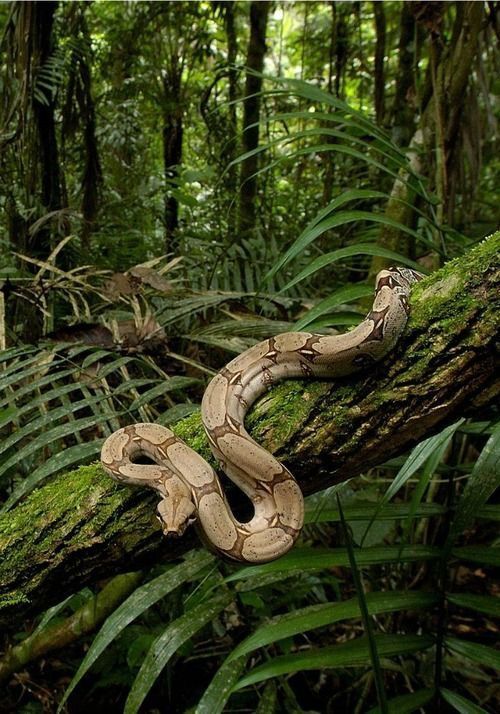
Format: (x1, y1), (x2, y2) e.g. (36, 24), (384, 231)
(101, 267), (423, 563)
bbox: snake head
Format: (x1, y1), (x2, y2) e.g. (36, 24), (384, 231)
(390, 266), (425, 286)
(156, 495), (196, 537)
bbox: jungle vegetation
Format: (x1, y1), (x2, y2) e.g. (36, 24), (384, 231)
(0, 1), (498, 713)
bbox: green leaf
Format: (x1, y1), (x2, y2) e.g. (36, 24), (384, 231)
(58, 551), (214, 712)
(157, 403), (200, 426)
(338, 495), (388, 713)
(128, 377), (201, 410)
(0, 350), (56, 384)
(0, 414), (112, 480)
(447, 593), (500, 618)
(403, 430), (454, 543)
(0, 395), (110, 459)
(380, 420), (463, 508)
(0, 354), (62, 393)
(233, 124), (412, 184)
(294, 284), (373, 330)
(305, 501), (445, 524)
(265, 190), (388, 282)
(446, 421), (500, 550)
(267, 209), (424, 285)
(440, 688), (488, 714)
(281, 244), (426, 293)
(306, 190), (388, 229)
(225, 545), (440, 587)
(124, 591), (233, 714)
(255, 681), (277, 714)
(31, 594), (78, 637)
(367, 688), (435, 714)
(0, 365), (88, 410)
(81, 349), (116, 368)
(0, 345), (38, 366)
(445, 637), (500, 670)
(361, 421), (464, 545)
(0, 382), (96, 431)
(195, 656), (246, 714)
(233, 634), (434, 690)
(228, 591), (437, 663)
(452, 547), (500, 567)
(477, 504), (500, 521)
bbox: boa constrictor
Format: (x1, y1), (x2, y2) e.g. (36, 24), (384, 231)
(101, 267), (422, 564)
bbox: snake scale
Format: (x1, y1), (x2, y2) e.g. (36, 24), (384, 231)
(101, 267), (423, 563)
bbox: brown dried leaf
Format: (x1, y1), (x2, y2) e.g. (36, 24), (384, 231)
(48, 323), (114, 348)
(105, 272), (142, 298)
(129, 266), (172, 292)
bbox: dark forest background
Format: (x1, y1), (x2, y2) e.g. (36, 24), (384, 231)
(0, 2), (498, 713)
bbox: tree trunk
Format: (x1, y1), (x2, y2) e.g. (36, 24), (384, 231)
(6, 1), (67, 341)
(77, 11), (102, 249)
(31, 1), (64, 252)
(372, 1), (386, 126)
(223, 0), (239, 239)
(334, 2), (349, 99)
(321, 1), (338, 207)
(391, 2), (418, 147)
(0, 232), (498, 630)
(238, 0), (270, 240)
(368, 1), (484, 280)
(163, 78), (183, 255)
(62, 3), (103, 250)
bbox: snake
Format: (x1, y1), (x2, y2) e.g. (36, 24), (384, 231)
(101, 267), (423, 564)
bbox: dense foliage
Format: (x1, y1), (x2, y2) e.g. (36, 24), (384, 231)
(0, 2), (498, 713)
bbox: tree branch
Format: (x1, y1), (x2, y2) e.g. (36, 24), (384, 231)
(0, 233), (498, 629)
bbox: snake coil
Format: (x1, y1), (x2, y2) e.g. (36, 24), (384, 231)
(101, 267), (422, 563)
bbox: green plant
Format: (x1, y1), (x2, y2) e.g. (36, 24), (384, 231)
(29, 420), (495, 713)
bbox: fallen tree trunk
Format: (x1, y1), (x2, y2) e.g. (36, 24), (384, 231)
(0, 233), (498, 629)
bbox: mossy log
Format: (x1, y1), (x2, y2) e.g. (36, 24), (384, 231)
(0, 233), (498, 629)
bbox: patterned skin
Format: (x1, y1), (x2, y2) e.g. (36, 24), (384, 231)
(101, 267), (423, 563)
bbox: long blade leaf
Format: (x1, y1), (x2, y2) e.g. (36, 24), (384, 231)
(58, 551), (214, 711)
(124, 590), (233, 714)
(233, 634), (433, 690)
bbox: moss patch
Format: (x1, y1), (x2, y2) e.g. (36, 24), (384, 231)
(410, 231), (500, 330)
(171, 409), (213, 462)
(247, 380), (329, 452)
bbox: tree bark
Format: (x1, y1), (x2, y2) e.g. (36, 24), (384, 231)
(372, 1), (386, 125)
(368, 1), (484, 280)
(7, 1), (68, 340)
(32, 2), (63, 222)
(223, 0), (239, 239)
(238, 0), (270, 240)
(321, 1), (339, 207)
(391, 2), (418, 148)
(62, 3), (103, 249)
(0, 233), (498, 629)
(162, 76), (183, 254)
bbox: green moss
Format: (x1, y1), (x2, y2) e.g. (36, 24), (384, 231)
(170, 380), (329, 456)
(0, 591), (30, 609)
(410, 231), (500, 330)
(246, 380), (329, 451)
(171, 409), (213, 461)
(0, 463), (102, 537)
(0, 462), (129, 583)
(401, 231), (500, 387)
